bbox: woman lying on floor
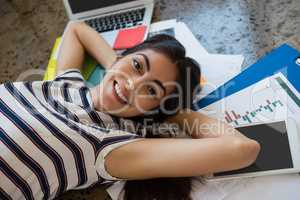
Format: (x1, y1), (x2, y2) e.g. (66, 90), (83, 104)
(0, 22), (260, 200)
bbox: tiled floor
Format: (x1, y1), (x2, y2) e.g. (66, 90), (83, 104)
(1, 0), (300, 199)
(0, 0), (68, 82)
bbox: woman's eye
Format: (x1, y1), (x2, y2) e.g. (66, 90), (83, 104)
(133, 59), (142, 72)
(147, 86), (157, 96)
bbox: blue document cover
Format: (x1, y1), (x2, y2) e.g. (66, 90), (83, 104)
(194, 44), (300, 110)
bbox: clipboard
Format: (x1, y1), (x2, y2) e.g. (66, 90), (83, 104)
(194, 44), (300, 109)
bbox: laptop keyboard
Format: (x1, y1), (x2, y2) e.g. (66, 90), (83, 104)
(85, 8), (145, 33)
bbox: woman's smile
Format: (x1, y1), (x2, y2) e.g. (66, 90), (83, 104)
(113, 80), (129, 104)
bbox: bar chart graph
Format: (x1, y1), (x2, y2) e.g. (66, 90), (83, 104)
(201, 73), (295, 127)
(224, 100), (284, 126)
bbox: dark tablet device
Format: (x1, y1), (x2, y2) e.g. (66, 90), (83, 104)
(210, 120), (300, 180)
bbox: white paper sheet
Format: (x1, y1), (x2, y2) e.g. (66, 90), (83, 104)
(175, 22), (209, 56)
(222, 174), (300, 200)
(200, 73), (300, 126)
(193, 54), (244, 100)
(149, 19), (178, 34)
(191, 174), (300, 200)
(191, 177), (251, 200)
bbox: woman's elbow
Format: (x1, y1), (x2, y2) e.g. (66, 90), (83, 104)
(67, 21), (85, 33)
(233, 138), (261, 168)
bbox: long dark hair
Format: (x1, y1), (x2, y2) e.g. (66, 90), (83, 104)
(120, 34), (201, 200)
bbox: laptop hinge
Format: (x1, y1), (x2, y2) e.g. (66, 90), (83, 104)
(78, 5), (143, 20)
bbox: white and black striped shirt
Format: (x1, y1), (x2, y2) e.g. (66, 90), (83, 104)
(0, 70), (142, 200)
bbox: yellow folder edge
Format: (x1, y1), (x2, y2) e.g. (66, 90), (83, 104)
(44, 37), (96, 81)
(44, 37), (62, 81)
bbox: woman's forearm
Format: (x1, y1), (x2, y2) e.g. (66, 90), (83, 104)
(57, 21), (117, 73)
(73, 22), (117, 68)
(105, 136), (260, 179)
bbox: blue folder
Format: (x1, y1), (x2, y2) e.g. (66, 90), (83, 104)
(194, 44), (300, 110)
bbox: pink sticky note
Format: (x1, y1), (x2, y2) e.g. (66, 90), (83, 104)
(113, 25), (147, 49)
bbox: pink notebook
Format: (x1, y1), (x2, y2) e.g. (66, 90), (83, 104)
(113, 25), (147, 49)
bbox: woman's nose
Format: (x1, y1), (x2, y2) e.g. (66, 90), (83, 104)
(125, 78), (134, 91)
(125, 77), (144, 91)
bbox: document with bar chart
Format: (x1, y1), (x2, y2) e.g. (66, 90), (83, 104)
(200, 72), (300, 127)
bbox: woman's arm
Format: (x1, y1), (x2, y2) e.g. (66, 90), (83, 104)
(56, 22), (117, 74)
(105, 136), (260, 179)
(104, 110), (260, 179)
(166, 109), (249, 139)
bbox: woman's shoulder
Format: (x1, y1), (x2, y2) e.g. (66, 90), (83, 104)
(54, 69), (86, 86)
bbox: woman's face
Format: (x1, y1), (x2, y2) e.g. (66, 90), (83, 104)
(93, 49), (178, 117)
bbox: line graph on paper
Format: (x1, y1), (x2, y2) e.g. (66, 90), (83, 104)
(200, 73), (299, 127)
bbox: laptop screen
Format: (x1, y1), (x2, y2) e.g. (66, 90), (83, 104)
(68, 0), (138, 14)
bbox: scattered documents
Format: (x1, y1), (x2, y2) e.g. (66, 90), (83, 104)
(199, 72), (300, 127)
(194, 54), (244, 100)
(175, 22), (209, 56)
(194, 73), (300, 200)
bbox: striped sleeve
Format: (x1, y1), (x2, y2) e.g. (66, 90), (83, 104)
(54, 69), (85, 85)
(95, 129), (143, 181)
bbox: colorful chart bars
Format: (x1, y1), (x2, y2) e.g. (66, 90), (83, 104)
(224, 99), (284, 125)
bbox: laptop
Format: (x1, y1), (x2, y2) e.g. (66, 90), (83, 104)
(63, 0), (154, 46)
